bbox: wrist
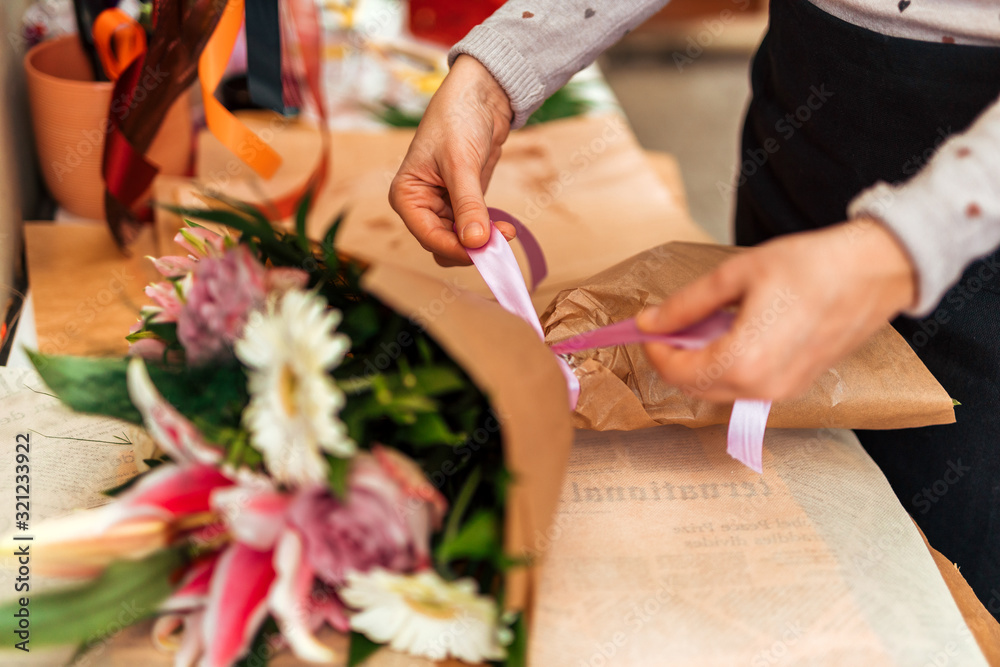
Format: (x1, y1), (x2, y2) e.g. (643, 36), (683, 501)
(843, 217), (919, 312)
(451, 55), (513, 128)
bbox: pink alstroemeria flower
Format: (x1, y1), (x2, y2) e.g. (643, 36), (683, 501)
(177, 246), (269, 366)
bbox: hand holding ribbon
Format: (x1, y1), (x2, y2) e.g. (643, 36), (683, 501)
(467, 210), (772, 473)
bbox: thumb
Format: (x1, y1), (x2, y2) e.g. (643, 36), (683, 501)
(445, 168), (491, 249)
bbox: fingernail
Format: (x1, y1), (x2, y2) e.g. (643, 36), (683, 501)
(461, 223), (485, 243)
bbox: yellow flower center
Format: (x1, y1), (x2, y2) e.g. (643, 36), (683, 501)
(279, 364), (299, 417)
(400, 589), (460, 620)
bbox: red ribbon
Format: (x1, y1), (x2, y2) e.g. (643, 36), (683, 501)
(95, 9), (159, 212)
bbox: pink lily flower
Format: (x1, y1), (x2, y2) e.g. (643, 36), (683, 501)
(21, 358), (446, 666)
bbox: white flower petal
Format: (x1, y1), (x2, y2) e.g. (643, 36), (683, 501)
(341, 569), (506, 663)
(235, 290), (356, 487)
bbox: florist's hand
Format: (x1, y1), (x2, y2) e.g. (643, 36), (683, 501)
(637, 218), (918, 403)
(389, 55), (516, 267)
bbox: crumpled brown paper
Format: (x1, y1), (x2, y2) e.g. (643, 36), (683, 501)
(541, 241), (957, 431)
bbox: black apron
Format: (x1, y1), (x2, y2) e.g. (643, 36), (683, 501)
(736, 0), (1000, 620)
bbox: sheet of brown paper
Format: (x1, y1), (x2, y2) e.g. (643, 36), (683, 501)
(542, 241), (957, 431)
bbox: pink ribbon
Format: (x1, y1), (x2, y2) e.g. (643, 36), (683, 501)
(467, 211), (772, 473)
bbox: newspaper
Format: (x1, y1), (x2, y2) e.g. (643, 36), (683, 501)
(530, 425), (988, 666)
(0, 367), (152, 523)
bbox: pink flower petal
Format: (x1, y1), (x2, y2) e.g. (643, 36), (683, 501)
(161, 555), (219, 613)
(127, 358), (223, 465)
(268, 531), (337, 663)
(175, 226), (229, 258)
(145, 281), (184, 323)
(211, 483), (292, 551)
(151, 255), (198, 277)
(175, 610), (205, 667)
(94, 464), (233, 532)
(202, 544), (277, 667)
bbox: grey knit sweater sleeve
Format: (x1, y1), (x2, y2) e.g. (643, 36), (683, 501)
(849, 95), (1000, 317)
(449, 1), (670, 128)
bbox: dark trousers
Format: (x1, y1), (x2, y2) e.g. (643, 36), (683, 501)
(735, 0), (1000, 620)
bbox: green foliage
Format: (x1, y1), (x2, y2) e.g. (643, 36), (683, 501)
(436, 509), (499, 563)
(327, 455), (351, 499)
(27, 353), (141, 423)
(524, 84), (590, 126)
(374, 83), (590, 128)
(348, 631), (383, 666)
(0, 549), (184, 649)
(234, 617), (280, 667)
(505, 613), (529, 667)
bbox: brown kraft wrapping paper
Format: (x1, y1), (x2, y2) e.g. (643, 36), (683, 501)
(362, 263), (575, 616)
(541, 242), (957, 432)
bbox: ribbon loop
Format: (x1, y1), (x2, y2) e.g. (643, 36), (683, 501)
(93, 8), (148, 81)
(199, 0), (283, 180)
(467, 209), (772, 473)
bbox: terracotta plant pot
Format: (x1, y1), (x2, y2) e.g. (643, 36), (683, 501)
(24, 34), (192, 221)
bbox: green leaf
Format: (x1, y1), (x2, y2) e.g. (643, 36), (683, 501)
(327, 455), (351, 500)
(437, 466), (482, 567)
(144, 321), (179, 346)
(101, 471), (147, 497)
(348, 631), (383, 666)
(342, 302), (380, 347)
(506, 613), (529, 667)
(436, 509), (499, 564)
(28, 353), (140, 423)
(322, 212), (346, 253)
(295, 188), (314, 252)
(0, 549), (184, 649)
(148, 363), (249, 430)
(399, 412), (466, 447)
(952, 398), (962, 406)
(234, 617), (279, 667)
(163, 205), (263, 237)
(525, 84), (589, 125)
(373, 105), (422, 128)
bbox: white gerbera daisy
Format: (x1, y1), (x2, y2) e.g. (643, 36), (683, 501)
(235, 289), (355, 485)
(341, 568), (506, 663)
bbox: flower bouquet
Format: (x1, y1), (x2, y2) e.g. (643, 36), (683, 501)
(2, 198), (575, 666)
